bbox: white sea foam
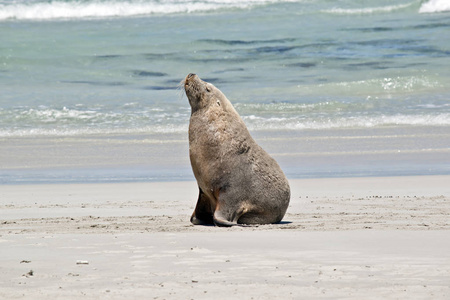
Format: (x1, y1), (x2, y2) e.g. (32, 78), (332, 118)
(321, 76), (442, 96)
(0, 124), (189, 137)
(324, 3), (414, 15)
(1, 112), (448, 137)
(1, 0), (442, 21)
(0, 105), (190, 137)
(16, 107), (123, 125)
(0, 0), (291, 21)
(419, 0), (450, 13)
(243, 113), (450, 131)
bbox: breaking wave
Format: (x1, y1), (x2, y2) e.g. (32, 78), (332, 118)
(242, 113), (450, 131)
(323, 2), (416, 15)
(2, 0), (439, 21)
(0, 0), (291, 21)
(1, 104), (448, 137)
(419, 0), (450, 13)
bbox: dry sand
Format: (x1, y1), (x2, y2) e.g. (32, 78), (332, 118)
(1, 176), (449, 299)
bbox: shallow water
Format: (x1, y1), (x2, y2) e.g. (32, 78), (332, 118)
(1, 0), (449, 183)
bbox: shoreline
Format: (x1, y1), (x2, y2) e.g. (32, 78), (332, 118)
(1, 125), (449, 184)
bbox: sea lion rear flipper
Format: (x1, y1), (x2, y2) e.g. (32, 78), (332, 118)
(213, 211), (237, 227)
(213, 205), (252, 227)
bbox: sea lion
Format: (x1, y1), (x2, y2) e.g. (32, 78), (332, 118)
(184, 73), (290, 226)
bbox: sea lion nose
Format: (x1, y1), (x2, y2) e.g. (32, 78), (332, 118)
(187, 73), (196, 79)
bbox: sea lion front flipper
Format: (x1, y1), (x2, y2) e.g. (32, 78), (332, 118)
(190, 188), (214, 225)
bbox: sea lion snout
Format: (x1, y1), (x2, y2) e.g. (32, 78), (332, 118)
(184, 73), (202, 112)
(185, 73), (197, 86)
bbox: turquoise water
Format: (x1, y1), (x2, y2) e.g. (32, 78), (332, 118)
(0, 0), (449, 183)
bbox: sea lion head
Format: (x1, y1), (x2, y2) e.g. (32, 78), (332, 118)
(183, 73), (225, 113)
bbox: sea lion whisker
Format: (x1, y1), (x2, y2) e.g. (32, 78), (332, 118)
(177, 79), (187, 99)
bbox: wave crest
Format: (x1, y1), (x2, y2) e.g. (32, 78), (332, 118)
(323, 3), (415, 15)
(419, 0), (450, 13)
(0, 0), (283, 21)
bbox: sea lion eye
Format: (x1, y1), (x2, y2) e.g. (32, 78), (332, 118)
(206, 85), (211, 92)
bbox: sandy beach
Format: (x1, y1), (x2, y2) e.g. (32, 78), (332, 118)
(2, 0), (450, 298)
(1, 176), (449, 299)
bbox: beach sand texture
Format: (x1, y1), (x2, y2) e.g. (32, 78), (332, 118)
(1, 176), (449, 299)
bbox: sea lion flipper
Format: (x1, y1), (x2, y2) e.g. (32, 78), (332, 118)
(213, 200), (249, 227)
(213, 210), (254, 227)
(212, 214), (237, 227)
(190, 188), (214, 225)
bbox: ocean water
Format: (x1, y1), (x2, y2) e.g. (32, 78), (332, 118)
(1, 0), (449, 183)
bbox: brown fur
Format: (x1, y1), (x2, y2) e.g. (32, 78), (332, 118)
(184, 73), (290, 226)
